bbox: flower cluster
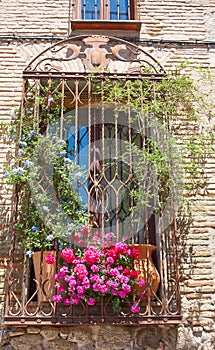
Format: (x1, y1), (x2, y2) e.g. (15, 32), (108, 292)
(46, 240), (144, 313)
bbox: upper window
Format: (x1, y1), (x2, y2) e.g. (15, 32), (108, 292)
(80, 0), (130, 20)
(71, 0), (140, 31)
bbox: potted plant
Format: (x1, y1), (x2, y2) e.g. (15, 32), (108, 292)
(4, 130), (90, 301)
(45, 229), (146, 313)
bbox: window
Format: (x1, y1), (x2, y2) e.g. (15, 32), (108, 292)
(71, 0), (141, 31)
(80, 0), (131, 20)
(4, 36), (181, 326)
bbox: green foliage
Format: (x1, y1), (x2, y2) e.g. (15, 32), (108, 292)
(4, 80), (89, 253)
(97, 66), (214, 206)
(4, 65), (215, 252)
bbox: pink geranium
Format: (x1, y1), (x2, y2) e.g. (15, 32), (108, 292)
(45, 253), (56, 265)
(74, 263), (88, 279)
(47, 236), (145, 314)
(131, 304), (140, 313)
(87, 297), (95, 306)
(61, 248), (75, 263)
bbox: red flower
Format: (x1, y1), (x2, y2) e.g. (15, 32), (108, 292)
(130, 270), (138, 279)
(131, 248), (140, 259)
(106, 246), (117, 259)
(122, 268), (131, 276)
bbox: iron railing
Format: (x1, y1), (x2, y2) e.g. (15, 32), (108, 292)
(4, 36), (181, 325)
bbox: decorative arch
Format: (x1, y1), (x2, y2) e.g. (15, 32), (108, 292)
(24, 35), (165, 76)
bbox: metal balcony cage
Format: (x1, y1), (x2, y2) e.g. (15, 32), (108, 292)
(4, 35), (182, 326)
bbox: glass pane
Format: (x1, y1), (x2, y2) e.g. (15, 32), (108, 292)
(110, 0), (129, 20)
(81, 0), (101, 19)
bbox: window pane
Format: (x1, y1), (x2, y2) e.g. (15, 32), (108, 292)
(110, 0), (129, 20)
(81, 0), (100, 19)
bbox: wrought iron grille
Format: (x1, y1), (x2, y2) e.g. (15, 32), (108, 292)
(4, 36), (182, 325)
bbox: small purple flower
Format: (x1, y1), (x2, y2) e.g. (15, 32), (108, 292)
(104, 232), (115, 240)
(100, 285), (110, 293)
(43, 206), (49, 213)
(3, 172), (9, 178)
(31, 226), (39, 231)
(19, 141), (27, 148)
(18, 149), (23, 156)
(59, 151), (67, 157)
(48, 97), (54, 105)
(26, 250), (34, 258)
(64, 158), (71, 164)
(24, 160), (32, 168)
(28, 130), (37, 138)
(12, 167), (24, 175)
(71, 295), (79, 305)
(46, 234), (54, 241)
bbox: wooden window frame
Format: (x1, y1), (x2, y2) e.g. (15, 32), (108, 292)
(71, 0), (141, 32)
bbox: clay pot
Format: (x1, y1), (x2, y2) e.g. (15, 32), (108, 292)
(33, 251), (57, 302)
(130, 244), (160, 297)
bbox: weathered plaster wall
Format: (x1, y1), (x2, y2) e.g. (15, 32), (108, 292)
(0, 1), (215, 349)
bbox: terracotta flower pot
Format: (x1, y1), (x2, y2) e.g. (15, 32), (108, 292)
(130, 244), (160, 297)
(33, 251), (57, 302)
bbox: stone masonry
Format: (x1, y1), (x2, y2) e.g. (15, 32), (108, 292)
(0, 1), (215, 349)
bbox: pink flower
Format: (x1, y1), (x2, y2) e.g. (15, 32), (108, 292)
(104, 232), (115, 240)
(100, 284), (110, 293)
(71, 295), (79, 305)
(56, 284), (65, 293)
(108, 281), (118, 289)
(77, 286), (85, 295)
(131, 304), (140, 313)
(109, 268), (119, 276)
(93, 282), (99, 292)
(61, 248), (75, 264)
(139, 279), (145, 287)
(63, 298), (71, 306)
(89, 274), (99, 282)
(84, 246), (101, 264)
(140, 292), (147, 301)
(87, 297), (95, 306)
(106, 256), (114, 264)
(74, 264), (88, 279)
(53, 295), (62, 303)
(91, 264), (99, 272)
(45, 253), (56, 265)
(117, 290), (126, 299)
(82, 226), (90, 237)
(112, 289), (118, 296)
(122, 283), (131, 293)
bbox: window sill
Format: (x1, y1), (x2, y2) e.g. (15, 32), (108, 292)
(71, 20), (141, 32)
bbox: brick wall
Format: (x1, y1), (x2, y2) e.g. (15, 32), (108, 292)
(0, 1), (215, 349)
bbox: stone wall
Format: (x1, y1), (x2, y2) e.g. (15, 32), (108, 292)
(0, 0), (215, 349)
